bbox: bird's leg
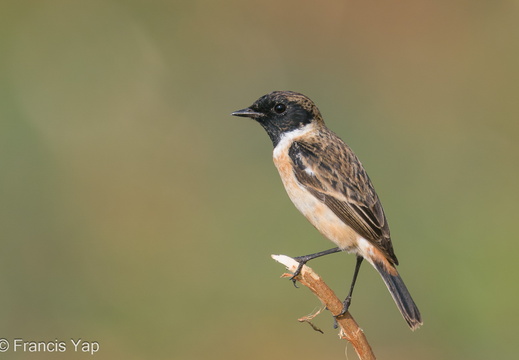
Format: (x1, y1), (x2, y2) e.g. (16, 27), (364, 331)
(290, 247), (342, 287)
(334, 256), (364, 323)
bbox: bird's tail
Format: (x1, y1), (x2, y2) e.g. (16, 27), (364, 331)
(373, 261), (423, 330)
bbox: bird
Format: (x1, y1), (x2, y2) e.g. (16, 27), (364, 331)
(231, 91), (422, 330)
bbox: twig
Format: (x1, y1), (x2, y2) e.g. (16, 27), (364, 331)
(272, 254), (376, 360)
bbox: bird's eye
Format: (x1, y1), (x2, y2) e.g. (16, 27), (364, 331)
(274, 103), (286, 114)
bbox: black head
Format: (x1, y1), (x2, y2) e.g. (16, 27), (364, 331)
(232, 91), (324, 146)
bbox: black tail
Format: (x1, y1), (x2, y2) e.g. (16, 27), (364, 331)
(373, 261), (423, 330)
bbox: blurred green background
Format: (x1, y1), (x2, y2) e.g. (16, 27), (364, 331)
(1, 1), (518, 359)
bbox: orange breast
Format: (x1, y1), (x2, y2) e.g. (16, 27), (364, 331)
(273, 138), (360, 251)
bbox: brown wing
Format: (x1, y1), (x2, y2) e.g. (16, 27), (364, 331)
(288, 132), (398, 265)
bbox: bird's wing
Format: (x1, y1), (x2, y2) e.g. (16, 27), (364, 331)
(288, 136), (398, 264)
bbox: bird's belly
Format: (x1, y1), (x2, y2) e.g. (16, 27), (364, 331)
(273, 158), (360, 251)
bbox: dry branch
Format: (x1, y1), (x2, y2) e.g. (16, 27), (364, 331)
(272, 254), (376, 360)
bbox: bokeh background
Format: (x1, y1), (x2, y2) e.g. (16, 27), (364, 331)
(1, 1), (518, 359)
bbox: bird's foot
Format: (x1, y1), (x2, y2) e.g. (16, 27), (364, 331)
(332, 296), (352, 329)
(289, 257), (308, 288)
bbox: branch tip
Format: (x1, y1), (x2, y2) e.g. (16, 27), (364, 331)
(271, 254), (376, 360)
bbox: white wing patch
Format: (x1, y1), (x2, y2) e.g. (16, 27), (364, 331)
(304, 167), (315, 176)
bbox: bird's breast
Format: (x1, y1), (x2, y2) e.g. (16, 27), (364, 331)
(272, 137), (361, 252)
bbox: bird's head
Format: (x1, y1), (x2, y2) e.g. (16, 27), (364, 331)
(232, 91), (324, 146)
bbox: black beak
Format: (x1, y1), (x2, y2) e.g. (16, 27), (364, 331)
(231, 108), (262, 118)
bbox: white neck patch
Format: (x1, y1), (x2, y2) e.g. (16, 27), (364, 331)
(273, 123), (316, 159)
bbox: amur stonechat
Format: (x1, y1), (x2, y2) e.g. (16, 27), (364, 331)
(232, 91), (422, 330)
